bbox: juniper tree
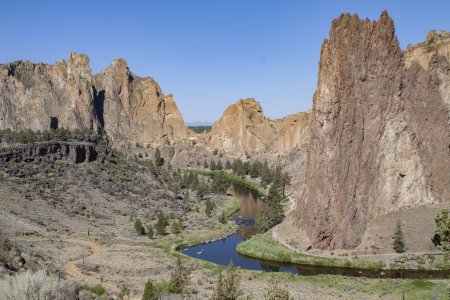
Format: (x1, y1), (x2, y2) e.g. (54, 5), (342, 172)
(155, 212), (167, 236)
(170, 255), (191, 294)
(142, 279), (158, 300)
(392, 220), (406, 253)
(210, 261), (242, 300)
(431, 209), (450, 253)
(134, 219), (145, 235)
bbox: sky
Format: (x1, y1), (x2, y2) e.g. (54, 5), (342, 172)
(1, 1), (449, 123)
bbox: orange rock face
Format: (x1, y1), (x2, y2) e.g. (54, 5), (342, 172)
(208, 98), (310, 157)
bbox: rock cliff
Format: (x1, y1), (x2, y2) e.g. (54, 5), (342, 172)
(0, 53), (100, 132)
(94, 59), (190, 147)
(0, 54), (190, 148)
(208, 98), (310, 157)
(283, 12), (450, 250)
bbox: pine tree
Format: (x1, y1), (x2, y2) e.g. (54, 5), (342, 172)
(205, 199), (216, 218)
(210, 261), (242, 300)
(170, 255), (191, 294)
(142, 280), (159, 300)
(431, 209), (450, 252)
(134, 219), (145, 235)
(155, 212), (166, 236)
(392, 220), (406, 253)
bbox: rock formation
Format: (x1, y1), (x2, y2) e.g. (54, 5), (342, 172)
(0, 54), (190, 148)
(208, 98), (310, 157)
(284, 12), (450, 250)
(0, 53), (100, 132)
(0, 141), (98, 164)
(94, 59), (190, 147)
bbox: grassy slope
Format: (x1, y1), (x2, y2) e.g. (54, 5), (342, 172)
(237, 230), (385, 269)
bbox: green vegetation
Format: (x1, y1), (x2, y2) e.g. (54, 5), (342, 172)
(205, 199), (216, 218)
(218, 211), (227, 224)
(90, 284), (106, 296)
(134, 218), (145, 236)
(170, 255), (191, 294)
(155, 211), (168, 236)
(256, 185), (284, 233)
(142, 280), (158, 300)
(211, 262), (243, 300)
(299, 275), (450, 300)
(432, 209), (450, 252)
(237, 230), (385, 270)
(171, 218), (184, 234)
(0, 128), (96, 144)
(147, 225), (154, 239)
(264, 280), (293, 300)
(211, 171), (230, 194)
(188, 125), (212, 133)
(392, 220), (406, 253)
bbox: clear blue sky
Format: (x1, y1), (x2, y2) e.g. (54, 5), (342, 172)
(1, 1), (449, 123)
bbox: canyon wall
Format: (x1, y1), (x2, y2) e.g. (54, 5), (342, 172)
(284, 12), (450, 250)
(208, 98), (310, 157)
(94, 59), (190, 147)
(0, 54), (190, 148)
(0, 53), (100, 132)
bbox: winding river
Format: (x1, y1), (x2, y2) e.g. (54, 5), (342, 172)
(181, 183), (449, 279)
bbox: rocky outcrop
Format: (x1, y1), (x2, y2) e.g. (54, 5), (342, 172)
(0, 54), (190, 148)
(208, 99), (276, 157)
(285, 12), (450, 250)
(208, 98), (310, 157)
(94, 59), (190, 147)
(0, 53), (100, 132)
(0, 141), (98, 164)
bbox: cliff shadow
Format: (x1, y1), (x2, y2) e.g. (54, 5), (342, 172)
(94, 88), (105, 128)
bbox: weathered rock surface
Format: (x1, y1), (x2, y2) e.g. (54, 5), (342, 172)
(284, 12), (450, 250)
(94, 59), (190, 147)
(0, 54), (190, 148)
(0, 53), (100, 132)
(208, 98), (310, 157)
(0, 141), (98, 164)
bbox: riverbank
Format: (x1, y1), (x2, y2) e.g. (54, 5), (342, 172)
(237, 230), (385, 270)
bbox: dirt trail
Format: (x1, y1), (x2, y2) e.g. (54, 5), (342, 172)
(63, 238), (118, 293)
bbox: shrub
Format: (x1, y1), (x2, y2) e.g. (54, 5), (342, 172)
(392, 220), (406, 253)
(0, 231), (12, 262)
(205, 199), (216, 218)
(211, 261), (242, 300)
(155, 212), (167, 236)
(91, 284), (106, 296)
(170, 255), (191, 294)
(218, 211), (227, 224)
(264, 280), (293, 300)
(142, 280), (159, 300)
(0, 270), (63, 300)
(171, 218), (183, 234)
(147, 225), (154, 239)
(134, 219), (146, 235)
(431, 209), (450, 252)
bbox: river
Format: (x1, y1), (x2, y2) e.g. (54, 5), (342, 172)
(180, 183), (449, 279)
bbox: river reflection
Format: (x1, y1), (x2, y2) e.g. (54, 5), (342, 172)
(180, 183), (449, 279)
